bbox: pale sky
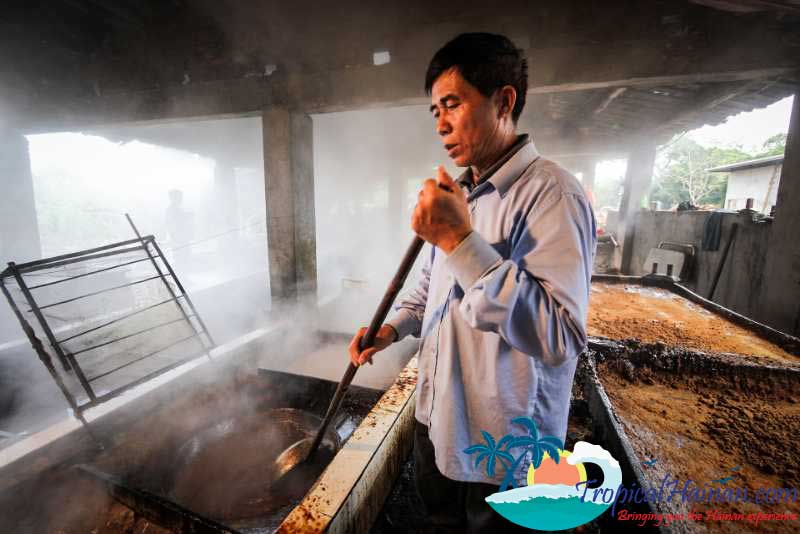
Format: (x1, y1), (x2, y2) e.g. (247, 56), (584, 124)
(595, 95), (795, 184)
(27, 133), (214, 194)
(686, 95), (794, 151)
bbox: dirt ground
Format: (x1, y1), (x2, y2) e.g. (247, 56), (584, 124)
(598, 360), (800, 534)
(588, 283), (798, 363)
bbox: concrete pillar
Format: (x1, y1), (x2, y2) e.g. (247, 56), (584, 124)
(262, 107), (317, 303)
(0, 128), (41, 263)
(618, 143), (657, 274)
(758, 90), (800, 334)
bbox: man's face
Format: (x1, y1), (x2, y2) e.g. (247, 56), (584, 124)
(429, 67), (502, 168)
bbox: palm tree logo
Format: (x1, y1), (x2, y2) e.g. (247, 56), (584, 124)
(466, 418), (623, 531)
(463, 431), (515, 479)
(463, 416), (564, 492)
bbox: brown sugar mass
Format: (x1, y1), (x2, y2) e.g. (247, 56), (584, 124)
(599, 364), (800, 534)
(588, 283), (798, 363)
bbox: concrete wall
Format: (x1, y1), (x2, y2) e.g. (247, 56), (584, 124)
(0, 129), (41, 345)
(626, 88), (800, 336)
(0, 130), (41, 263)
(627, 209), (775, 330)
(759, 85), (800, 335)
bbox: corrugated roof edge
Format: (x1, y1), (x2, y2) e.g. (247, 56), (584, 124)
(707, 154), (784, 172)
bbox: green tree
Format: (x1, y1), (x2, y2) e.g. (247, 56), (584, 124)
(651, 137), (751, 209)
(754, 133), (786, 157)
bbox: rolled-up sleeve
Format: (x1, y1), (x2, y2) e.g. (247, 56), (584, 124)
(386, 245), (433, 341)
(445, 189), (595, 366)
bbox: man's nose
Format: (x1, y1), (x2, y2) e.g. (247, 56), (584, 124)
(437, 114), (451, 136)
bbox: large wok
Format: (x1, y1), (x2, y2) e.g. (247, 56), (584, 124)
(167, 408), (340, 526)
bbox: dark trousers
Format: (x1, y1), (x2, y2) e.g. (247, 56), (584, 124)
(413, 422), (529, 534)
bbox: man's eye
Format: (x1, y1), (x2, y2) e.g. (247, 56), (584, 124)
(445, 102), (459, 110)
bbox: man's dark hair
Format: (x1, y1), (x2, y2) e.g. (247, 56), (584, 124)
(425, 33), (528, 123)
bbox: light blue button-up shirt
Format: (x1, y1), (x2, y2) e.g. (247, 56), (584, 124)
(387, 136), (596, 485)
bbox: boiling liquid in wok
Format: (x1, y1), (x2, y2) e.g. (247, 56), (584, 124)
(169, 409), (336, 522)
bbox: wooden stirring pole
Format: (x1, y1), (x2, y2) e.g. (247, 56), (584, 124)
(304, 235), (426, 460)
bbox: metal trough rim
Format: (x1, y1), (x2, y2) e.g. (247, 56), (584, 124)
(581, 343), (800, 534)
(585, 275), (800, 533)
(578, 353), (664, 532)
(276, 358), (419, 533)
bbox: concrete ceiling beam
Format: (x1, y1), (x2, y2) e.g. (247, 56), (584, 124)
(8, 8), (799, 130)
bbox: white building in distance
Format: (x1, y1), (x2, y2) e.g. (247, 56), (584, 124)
(708, 155), (783, 214)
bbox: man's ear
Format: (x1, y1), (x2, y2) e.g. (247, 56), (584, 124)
(496, 86), (517, 119)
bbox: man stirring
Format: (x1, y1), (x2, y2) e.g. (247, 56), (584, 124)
(349, 33), (597, 532)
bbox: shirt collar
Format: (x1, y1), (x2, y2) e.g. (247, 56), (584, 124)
(457, 134), (540, 198)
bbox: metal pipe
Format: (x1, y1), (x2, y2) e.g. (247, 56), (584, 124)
(57, 296), (182, 344)
(148, 238), (217, 348)
(9, 237), (149, 271)
(69, 317), (188, 357)
(27, 256), (153, 290)
(0, 276), (102, 445)
(87, 332), (201, 382)
(36, 274), (166, 310)
(125, 214), (215, 359)
(13, 246), (147, 275)
(86, 350), (207, 407)
(0, 276), (78, 410)
(8, 262), (76, 375)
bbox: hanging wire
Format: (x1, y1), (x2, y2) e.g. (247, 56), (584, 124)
(162, 217), (266, 252)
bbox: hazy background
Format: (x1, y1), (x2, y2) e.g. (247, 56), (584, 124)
(0, 92), (792, 438)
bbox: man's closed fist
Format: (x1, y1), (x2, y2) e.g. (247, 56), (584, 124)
(412, 166), (472, 254)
